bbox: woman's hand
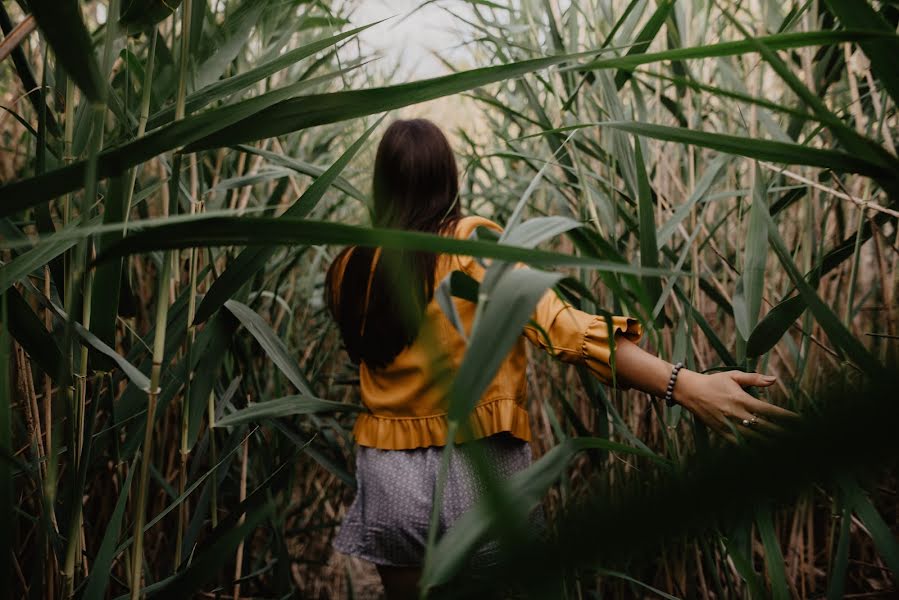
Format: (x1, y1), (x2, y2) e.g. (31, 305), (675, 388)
(609, 337), (800, 443)
(672, 369), (800, 443)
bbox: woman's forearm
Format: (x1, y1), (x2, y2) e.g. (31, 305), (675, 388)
(611, 336), (699, 402)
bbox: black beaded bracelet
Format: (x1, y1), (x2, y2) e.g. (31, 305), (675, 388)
(662, 361), (684, 407)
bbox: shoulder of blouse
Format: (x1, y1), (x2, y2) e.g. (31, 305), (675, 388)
(453, 214), (504, 239)
(445, 214), (504, 277)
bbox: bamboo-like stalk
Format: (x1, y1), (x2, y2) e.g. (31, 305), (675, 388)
(232, 438), (249, 600)
(174, 10), (198, 570)
(123, 28), (158, 235)
(130, 2), (191, 596)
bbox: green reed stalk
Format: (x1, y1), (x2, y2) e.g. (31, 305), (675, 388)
(123, 27), (157, 235)
(61, 4), (117, 576)
(130, 2), (191, 595)
(174, 2), (196, 567)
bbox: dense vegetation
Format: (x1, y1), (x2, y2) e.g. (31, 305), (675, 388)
(1, 0), (897, 598)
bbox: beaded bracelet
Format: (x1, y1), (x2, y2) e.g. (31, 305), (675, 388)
(662, 361), (684, 407)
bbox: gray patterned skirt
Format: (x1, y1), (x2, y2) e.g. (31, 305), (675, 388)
(332, 431), (546, 568)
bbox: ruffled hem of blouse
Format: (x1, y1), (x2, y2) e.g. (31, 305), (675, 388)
(581, 315), (643, 386)
(352, 397), (531, 450)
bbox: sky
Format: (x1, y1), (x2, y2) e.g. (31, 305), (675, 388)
(343, 0), (476, 79)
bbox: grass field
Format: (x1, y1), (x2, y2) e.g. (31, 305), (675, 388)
(1, 1), (898, 598)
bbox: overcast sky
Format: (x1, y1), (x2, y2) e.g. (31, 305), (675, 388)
(345, 0), (475, 79)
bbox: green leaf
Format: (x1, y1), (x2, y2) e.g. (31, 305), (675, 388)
(0, 280), (10, 594)
(614, 0), (673, 88)
(755, 505), (790, 600)
(746, 295), (806, 358)
(761, 205), (884, 377)
(566, 29), (897, 73)
(601, 121), (892, 178)
(224, 300), (312, 394)
(827, 492), (852, 600)
(840, 477), (899, 581)
(633, 137), (662, 322)
(119, 0), (183, 31)
(148, 501), (275, 597)
(92, 217), (682, 286)
(28, 0), (103, 102)
(233, 144), (367, 203)
(146, 19), (382, 128)
(447, 267), (564, 425)
(742, 168), (769, 338)
(42, 296), (150, 390)
(420, 436), (668, 590)
(3, 287), (62, 382)
(181, 46), (617, 151)
(0, 68), (362, 216)
(82, 458), (137, 600)
(90, 174), (127, 369)
(215, 395), (362, 428)
(823, 0), (899, 106)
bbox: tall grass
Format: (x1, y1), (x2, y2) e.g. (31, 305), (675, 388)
(1, 0), (897, 598)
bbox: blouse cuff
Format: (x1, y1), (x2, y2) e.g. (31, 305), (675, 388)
(580, 315), (643, 387)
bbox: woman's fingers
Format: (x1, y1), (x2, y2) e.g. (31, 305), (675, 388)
(733, 418), (769, 442)
(727, 370), (777, 388)
(721, 417), (766, 444)
(740, 394), (800, 422)
(737, 411), (787, 435)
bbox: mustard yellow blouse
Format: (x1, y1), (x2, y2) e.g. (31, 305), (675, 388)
(329, 215), (643, 450)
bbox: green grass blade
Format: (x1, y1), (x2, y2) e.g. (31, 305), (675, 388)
(746, 295), (807, 358)
(89, 174), (127, 369)
(151, 501), (275, 597)
(601, 121), (891, 177)
(3, 287), (62, 382)
(0, 289), (11, 595)
(446, 267), (564, 424)
(742, 168), (770, 338)
(614, 0), (674, 88)
(0, 67), (363, 215)
(420, 436), (668, 590)
(82, 458), (138, 600)
(633, 138), (662, 322)
(565, 29), (897, 72)
(28, 0), (103, 102)
(91, 216), (683, 278)
(224, 300), (312, 394)
(823, 0), (899, 106)
(841, 477), (899, 582)
(827, 493), (852, 600)
(232, 144), (367, 203)
(214, 395), (362, 428)
(181, 46), (621, 151)
(147, 21), (383, 128)
(761, 204), (885, 377)
(755, 505), (790, 600)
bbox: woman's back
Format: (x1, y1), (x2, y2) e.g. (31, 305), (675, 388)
(329, 214), (532, 449)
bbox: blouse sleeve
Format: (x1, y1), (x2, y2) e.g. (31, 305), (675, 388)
(522, 289), (643, 386)
(455, 216), (643, 386)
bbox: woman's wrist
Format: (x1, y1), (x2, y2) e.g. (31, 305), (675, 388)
(670, 368), (701, 408)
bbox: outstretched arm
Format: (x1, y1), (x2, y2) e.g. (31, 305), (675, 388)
(519, 285), (798, 442)
(611, 336), (798, 442)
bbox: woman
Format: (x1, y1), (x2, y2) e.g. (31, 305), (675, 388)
(325, 118), (796, 598)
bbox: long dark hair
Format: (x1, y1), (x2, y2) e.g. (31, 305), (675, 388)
(325, 119), (463, 369)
